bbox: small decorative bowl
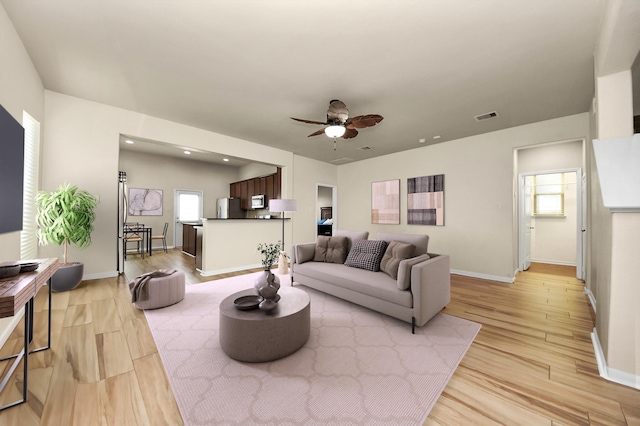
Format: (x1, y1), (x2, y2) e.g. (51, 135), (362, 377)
(233, 295), (263, 311)
(0, 263), (21, 279)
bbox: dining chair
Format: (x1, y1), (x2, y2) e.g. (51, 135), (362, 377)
(123, 223), (144, 259)
(151, 222), (169, 253)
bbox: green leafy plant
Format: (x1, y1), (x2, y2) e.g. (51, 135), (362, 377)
(257, 241), (281, 270)
(36, 183), (99, 264)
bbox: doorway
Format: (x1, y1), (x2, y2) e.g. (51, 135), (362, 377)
(174, 190), (203, 247)
(316, 184), (337, 236)
(518, 168), (584, 279)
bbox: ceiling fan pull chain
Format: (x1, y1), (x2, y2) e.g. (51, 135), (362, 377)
(333, 138), (337, 151)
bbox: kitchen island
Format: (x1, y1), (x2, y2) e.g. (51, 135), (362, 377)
(198, 218), (289, 276)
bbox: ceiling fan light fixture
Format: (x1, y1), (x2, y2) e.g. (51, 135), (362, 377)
(325, 125), (346, 138)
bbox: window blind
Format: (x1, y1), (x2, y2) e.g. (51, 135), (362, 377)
(20, 111), (40, 260)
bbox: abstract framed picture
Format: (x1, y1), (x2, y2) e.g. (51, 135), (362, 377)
(128, 188), (163, 216)
(371, 179), (400, 224)
(407, 174), (444, 226)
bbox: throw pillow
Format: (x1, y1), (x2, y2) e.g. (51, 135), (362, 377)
(380, 241), (415, 279)
(396, 254), (432, 290)
(313, 236), (348, 264)
(344, 239), (388, 272)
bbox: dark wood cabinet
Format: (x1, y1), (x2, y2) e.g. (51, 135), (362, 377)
(265, 175), (274, 204)
(228, 168), (282, 210)
(182, 223), (197, 257)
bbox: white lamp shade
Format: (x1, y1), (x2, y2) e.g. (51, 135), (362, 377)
(269, 199), (297, 213)
(324, 125), (346, 138)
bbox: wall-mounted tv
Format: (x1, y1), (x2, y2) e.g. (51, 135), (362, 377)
(0, 104), (25, 234)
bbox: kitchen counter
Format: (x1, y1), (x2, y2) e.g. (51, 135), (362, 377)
(198, 218), (290, 276)
(203, 218), (289, 220)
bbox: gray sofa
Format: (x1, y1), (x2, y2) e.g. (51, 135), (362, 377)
(290, 230), (450, 333)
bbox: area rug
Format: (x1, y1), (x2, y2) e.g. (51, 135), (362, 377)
(144, 271), (481, 425)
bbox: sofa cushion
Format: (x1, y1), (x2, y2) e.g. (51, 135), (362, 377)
(344, 239), (388, 272)
(333, 229), (369, 252)
(293, 262), (413, 308)
(377, 232), (429, 256)
(313, 236), (348, 264)
(396, 254), (432, 290)
(380, 241), (415, 280)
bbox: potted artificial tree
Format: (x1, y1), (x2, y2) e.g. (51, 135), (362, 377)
(36, 183), (99, 292)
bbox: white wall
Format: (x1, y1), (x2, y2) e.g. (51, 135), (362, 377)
(337, 114), (589, 282)
(42, 91), (295, 279)
(0, 3), (44, 262)
(119, 150), (241, 247)
(292, 155), (337, 247)
(238, 163), (277, 181)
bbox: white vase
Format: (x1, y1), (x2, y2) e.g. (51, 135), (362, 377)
(277, 251), (289, 274)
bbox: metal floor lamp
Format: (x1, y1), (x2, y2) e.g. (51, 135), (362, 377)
(269, 199), (297, 273)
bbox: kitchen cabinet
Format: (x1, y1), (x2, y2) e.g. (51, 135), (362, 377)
(229, 168), (282, 210)
(182, 223), (197, 257)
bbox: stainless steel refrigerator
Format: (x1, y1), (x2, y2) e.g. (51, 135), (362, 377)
(117, 171), (128, 274)
(216, 197), (243, 219)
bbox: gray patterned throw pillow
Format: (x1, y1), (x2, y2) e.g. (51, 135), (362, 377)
(344, 239), (388, 272)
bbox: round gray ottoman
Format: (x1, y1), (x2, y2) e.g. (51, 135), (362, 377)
(219, 286), (310, 362)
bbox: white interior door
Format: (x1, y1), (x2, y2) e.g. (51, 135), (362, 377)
(174, 190), (203, 247)
(520, 175), (534, 271)
(577, 171), (586, 280)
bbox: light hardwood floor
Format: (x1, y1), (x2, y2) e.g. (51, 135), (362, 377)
(0, 249), (638, 425)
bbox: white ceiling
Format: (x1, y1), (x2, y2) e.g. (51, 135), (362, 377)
(2, 0), (607, 164)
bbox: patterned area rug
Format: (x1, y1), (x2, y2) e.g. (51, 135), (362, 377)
(145, 271), (480, 425)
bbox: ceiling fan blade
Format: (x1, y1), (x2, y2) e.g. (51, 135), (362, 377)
(327, 100), (349, 124)
(342, 128), (358, 139)
(308, 128), (327, 137)
(290, 117), (328, 125)
(346, 114), (384, 129)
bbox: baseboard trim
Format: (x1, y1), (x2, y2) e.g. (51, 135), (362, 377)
(198, 263), (263, 277)
(584, 287), (597, 313)
(450, 269), (514, 284)
(530, 258), (576, 267)
(591, 328), (640, 390)
(84, 271), (119, 281)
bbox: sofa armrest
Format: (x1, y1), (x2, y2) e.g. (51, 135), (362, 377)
(410, 254), (451, 327)
(291, 243), (316, 265)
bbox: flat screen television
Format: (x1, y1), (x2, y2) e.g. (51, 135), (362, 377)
(0, 104), (25, 234)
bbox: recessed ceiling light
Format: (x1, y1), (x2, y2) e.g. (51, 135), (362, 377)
(184, 150), (191, 155)
(223, 158), (229, 162)
(418, 138), (426, 144)
(433, 135), (441, 140)
(125, 140), (134, 144)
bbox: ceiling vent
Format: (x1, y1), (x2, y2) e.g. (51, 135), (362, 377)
(474, 111), (498, 121)
(359, 146), (373, 151)
(329, 157), (354, 165)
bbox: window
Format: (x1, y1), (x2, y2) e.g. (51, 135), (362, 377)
(534, 173), (564, 216)
(21, 112), (40, 260)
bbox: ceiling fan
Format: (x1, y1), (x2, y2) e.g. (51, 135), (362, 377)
(291, 100), (383, 149)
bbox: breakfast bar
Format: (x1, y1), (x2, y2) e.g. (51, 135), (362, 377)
(198, 218), (289, 276)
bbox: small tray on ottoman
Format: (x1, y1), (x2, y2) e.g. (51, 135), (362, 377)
(233, 295), (262, 311)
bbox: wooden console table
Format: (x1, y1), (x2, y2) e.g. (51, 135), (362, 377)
(0, 258), (58, 410)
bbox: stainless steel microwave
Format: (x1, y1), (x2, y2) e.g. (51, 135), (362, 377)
(251, 194), (265, 209)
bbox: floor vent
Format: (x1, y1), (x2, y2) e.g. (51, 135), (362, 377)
(475, 111), (498, 121)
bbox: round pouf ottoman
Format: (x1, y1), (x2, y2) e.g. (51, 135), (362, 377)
(129, 269), (185, 310)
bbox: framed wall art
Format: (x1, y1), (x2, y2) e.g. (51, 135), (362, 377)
(128, 188), (163, 216)
(407, 174), (444, 226)
(371, 179), (400, 224)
